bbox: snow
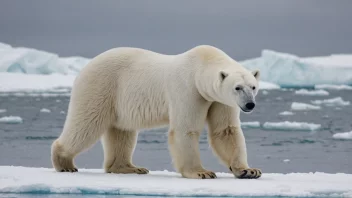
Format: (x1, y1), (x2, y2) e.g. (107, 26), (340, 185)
(332, 131), (352, 140)
(279, 111), (294, 116)
(241, 121), (260, 128)
(262, 121), (321, 131)
(241, 49), (352, 87)
(0, 116), (23, 124)
(291, 102), (321, 111)
(294, 89), (329, 96)
(40, 108), (51, 113)
(0, 109), (6, 113)
(311, 97), (350, 107)
(315, 84), (352, 90)
(0, 166), (351, 197)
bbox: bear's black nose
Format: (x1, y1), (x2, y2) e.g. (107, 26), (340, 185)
(245, 102), (255, 110)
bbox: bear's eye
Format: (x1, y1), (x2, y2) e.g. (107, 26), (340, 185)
(252, 86), (256, 90)
(235, 87), (241, 91)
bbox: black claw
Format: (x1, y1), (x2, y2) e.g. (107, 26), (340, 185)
(251, 171), (254, 174)
(60, 169), (64, 172)
(240, 170), (248, 178)
(198, 173), (201, 177)
(229, 166), (232, 172)
(73, 168), (78, 172)
(137, 169), (142, 172)
(201, 174), (205, 179)
(210, 174), (214, 178)
(258, 170), (262, 175)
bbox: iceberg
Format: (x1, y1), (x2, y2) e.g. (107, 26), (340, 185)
(262, 121), (321, 131)
(40, 108), (51, 113)
(0, 166), (351, 197)
(241, 50), (352, 87)
(279, 111), (294, 116)
(0, 42), (90, 75)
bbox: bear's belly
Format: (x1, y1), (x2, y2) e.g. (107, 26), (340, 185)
(115, 91), (169, 130)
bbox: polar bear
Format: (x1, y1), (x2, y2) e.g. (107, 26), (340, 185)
(51, 45), (261, 179)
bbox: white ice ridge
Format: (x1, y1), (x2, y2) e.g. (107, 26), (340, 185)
(0, 116), (23, 124)
(332, 131), (352, 140)
(294, 89), (329, 96)
(315, 84), (352, 90)
(0, 72), (75, 93)
(241, 121), (260, 128)
(291, 102), (321, 111)
(241, 49), (352, 87)
(0, 166), (351, 197)
(0, 42), (90, 75)
(263, 121), (321, 131)
(311, 97), (350, 106)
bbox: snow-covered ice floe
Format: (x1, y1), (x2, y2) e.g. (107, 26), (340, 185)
(0, 116), (23, 124)
(0, 166), (351, 197)
(263, 121), (321, 131)
(242, 49), (352, 87)
(294, 89), (329, 96)
(241, 121), (260, 128)
(332, 131), (352, 140)
(311, 97), (350, 107)
(291, 102), (321, 111)
(0, 109), (6, 113)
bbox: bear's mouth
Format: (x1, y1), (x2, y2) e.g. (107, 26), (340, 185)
(240, 106), (252, 113)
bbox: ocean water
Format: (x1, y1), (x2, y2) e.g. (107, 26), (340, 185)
(0, 89), (351, 198)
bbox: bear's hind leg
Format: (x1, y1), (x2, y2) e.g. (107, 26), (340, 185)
(102, 127), (149, 174)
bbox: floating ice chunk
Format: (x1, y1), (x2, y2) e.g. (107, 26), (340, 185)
(241, 121), (260, 128)
(315, 84), (352, 90)
(1, 166), (352, 197)
(60, 111), (65, 114)
(241, 50), (352, 87)
(263, 121), (321, 131)
(0, 116), (23, 124)
(332, 131), (352, 140)
(279, 111), (294, 116)
(40, 108), (51, 113)
(0, 109), (6, 113)
(262, 90), (269, 95)
(291, 102), (321, 111)
(283, 159), (290, 163)
(294, 89), (329, 96)
(311, 97), (350, 106)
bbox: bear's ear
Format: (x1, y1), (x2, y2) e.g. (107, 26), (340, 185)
(220, 71), (228, 82)
(252, 69), (260, 80)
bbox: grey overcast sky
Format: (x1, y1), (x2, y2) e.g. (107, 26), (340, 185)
(0, 0), (351, 60)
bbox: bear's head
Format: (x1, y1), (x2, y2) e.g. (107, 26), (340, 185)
(216, 68), (260, 113)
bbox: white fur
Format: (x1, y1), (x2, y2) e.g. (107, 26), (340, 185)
(51, 45), (262, 179)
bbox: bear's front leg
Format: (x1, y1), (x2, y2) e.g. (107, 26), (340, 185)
(168, 130), (216, 179)
(208, 125), (262, 179)
(207, 102), (262, 179)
